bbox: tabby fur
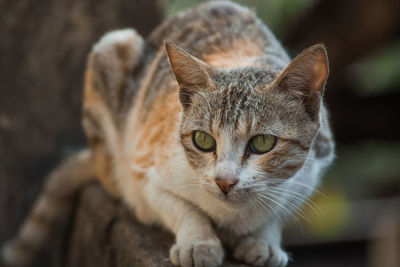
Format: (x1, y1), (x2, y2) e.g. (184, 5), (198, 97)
(2, 2), (334, 267)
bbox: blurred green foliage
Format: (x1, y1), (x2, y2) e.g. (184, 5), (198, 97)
(304, 188), (350, 238)
(353, 42), (400, 96)
(324, 141), (400, 199)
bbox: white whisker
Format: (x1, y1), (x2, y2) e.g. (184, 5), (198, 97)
(268, 186), (324, 223)
(264, 188), (312, 225)
(265, 179), (329, 199)
(257, 192), (303, 233)
(254, 196), (283, 225)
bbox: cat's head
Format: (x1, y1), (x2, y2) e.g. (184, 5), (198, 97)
(166, 42), (328, 205)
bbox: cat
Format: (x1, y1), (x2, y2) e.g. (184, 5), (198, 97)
(2, 1), (334, 267)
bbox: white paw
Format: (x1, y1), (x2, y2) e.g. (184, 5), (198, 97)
(170, 239), (224, 267)
(233, 237), (288, 267)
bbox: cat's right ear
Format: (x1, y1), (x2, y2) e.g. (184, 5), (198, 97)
(165, 41), (214, 109)
(273, 44), (329, 120)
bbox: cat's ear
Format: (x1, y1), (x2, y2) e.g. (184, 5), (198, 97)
(165, 41), (214, 109)
(274, 44), (329, 118)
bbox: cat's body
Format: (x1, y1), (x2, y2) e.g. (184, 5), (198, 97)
(2, 2), (334, 267)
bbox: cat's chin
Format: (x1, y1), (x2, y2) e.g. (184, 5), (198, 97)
(217, 192), (255, 209)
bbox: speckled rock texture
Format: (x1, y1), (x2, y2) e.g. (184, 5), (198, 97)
(66, 184), (248, 267)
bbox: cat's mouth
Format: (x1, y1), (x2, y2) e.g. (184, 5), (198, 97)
(218, 188), (254, 207)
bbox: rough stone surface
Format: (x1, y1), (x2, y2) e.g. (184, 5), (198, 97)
(66, 184), (248, 267)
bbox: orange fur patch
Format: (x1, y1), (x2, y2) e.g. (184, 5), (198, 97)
(83, 69), (119, 196)
(203, 38), (264, 68)
(83, 69), (102, 105)
(131, 84), (182, 172)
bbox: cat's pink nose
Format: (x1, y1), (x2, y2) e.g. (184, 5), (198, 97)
(215, 176), (239, 195)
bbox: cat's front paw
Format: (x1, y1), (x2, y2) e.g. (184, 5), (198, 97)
(170, 239), (224, 267)
(233, 237), (288, 267)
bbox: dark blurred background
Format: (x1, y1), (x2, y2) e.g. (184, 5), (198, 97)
(1, 0), (399, 266)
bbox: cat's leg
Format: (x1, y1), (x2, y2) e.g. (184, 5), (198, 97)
(146, 186), (224, 267)
(233, 221), (289, 267)
(83, 29), (145, 196)
(86, 28), (145, 117)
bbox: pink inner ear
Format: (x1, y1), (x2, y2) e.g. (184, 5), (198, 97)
(313, 58), (328, 91)
(311, 51), (329, 92)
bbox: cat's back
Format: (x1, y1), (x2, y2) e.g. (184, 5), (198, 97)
(149, 1), (288, 64)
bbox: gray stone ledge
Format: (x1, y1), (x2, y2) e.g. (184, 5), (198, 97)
(66, 184), (247, 267)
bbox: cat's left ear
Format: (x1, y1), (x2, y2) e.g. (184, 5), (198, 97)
(273, 44), (329, 118)
(165, 41), (214, 109)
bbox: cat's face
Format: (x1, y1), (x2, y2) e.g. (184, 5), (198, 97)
(166, 42), (328, 206)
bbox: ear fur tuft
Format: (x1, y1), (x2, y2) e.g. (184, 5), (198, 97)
(275, 44), (328, 96)
(274, 44), (329, 118)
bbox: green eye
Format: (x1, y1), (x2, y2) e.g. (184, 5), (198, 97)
(249, 134), (276, 154)
(193, 131), (216, 152)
